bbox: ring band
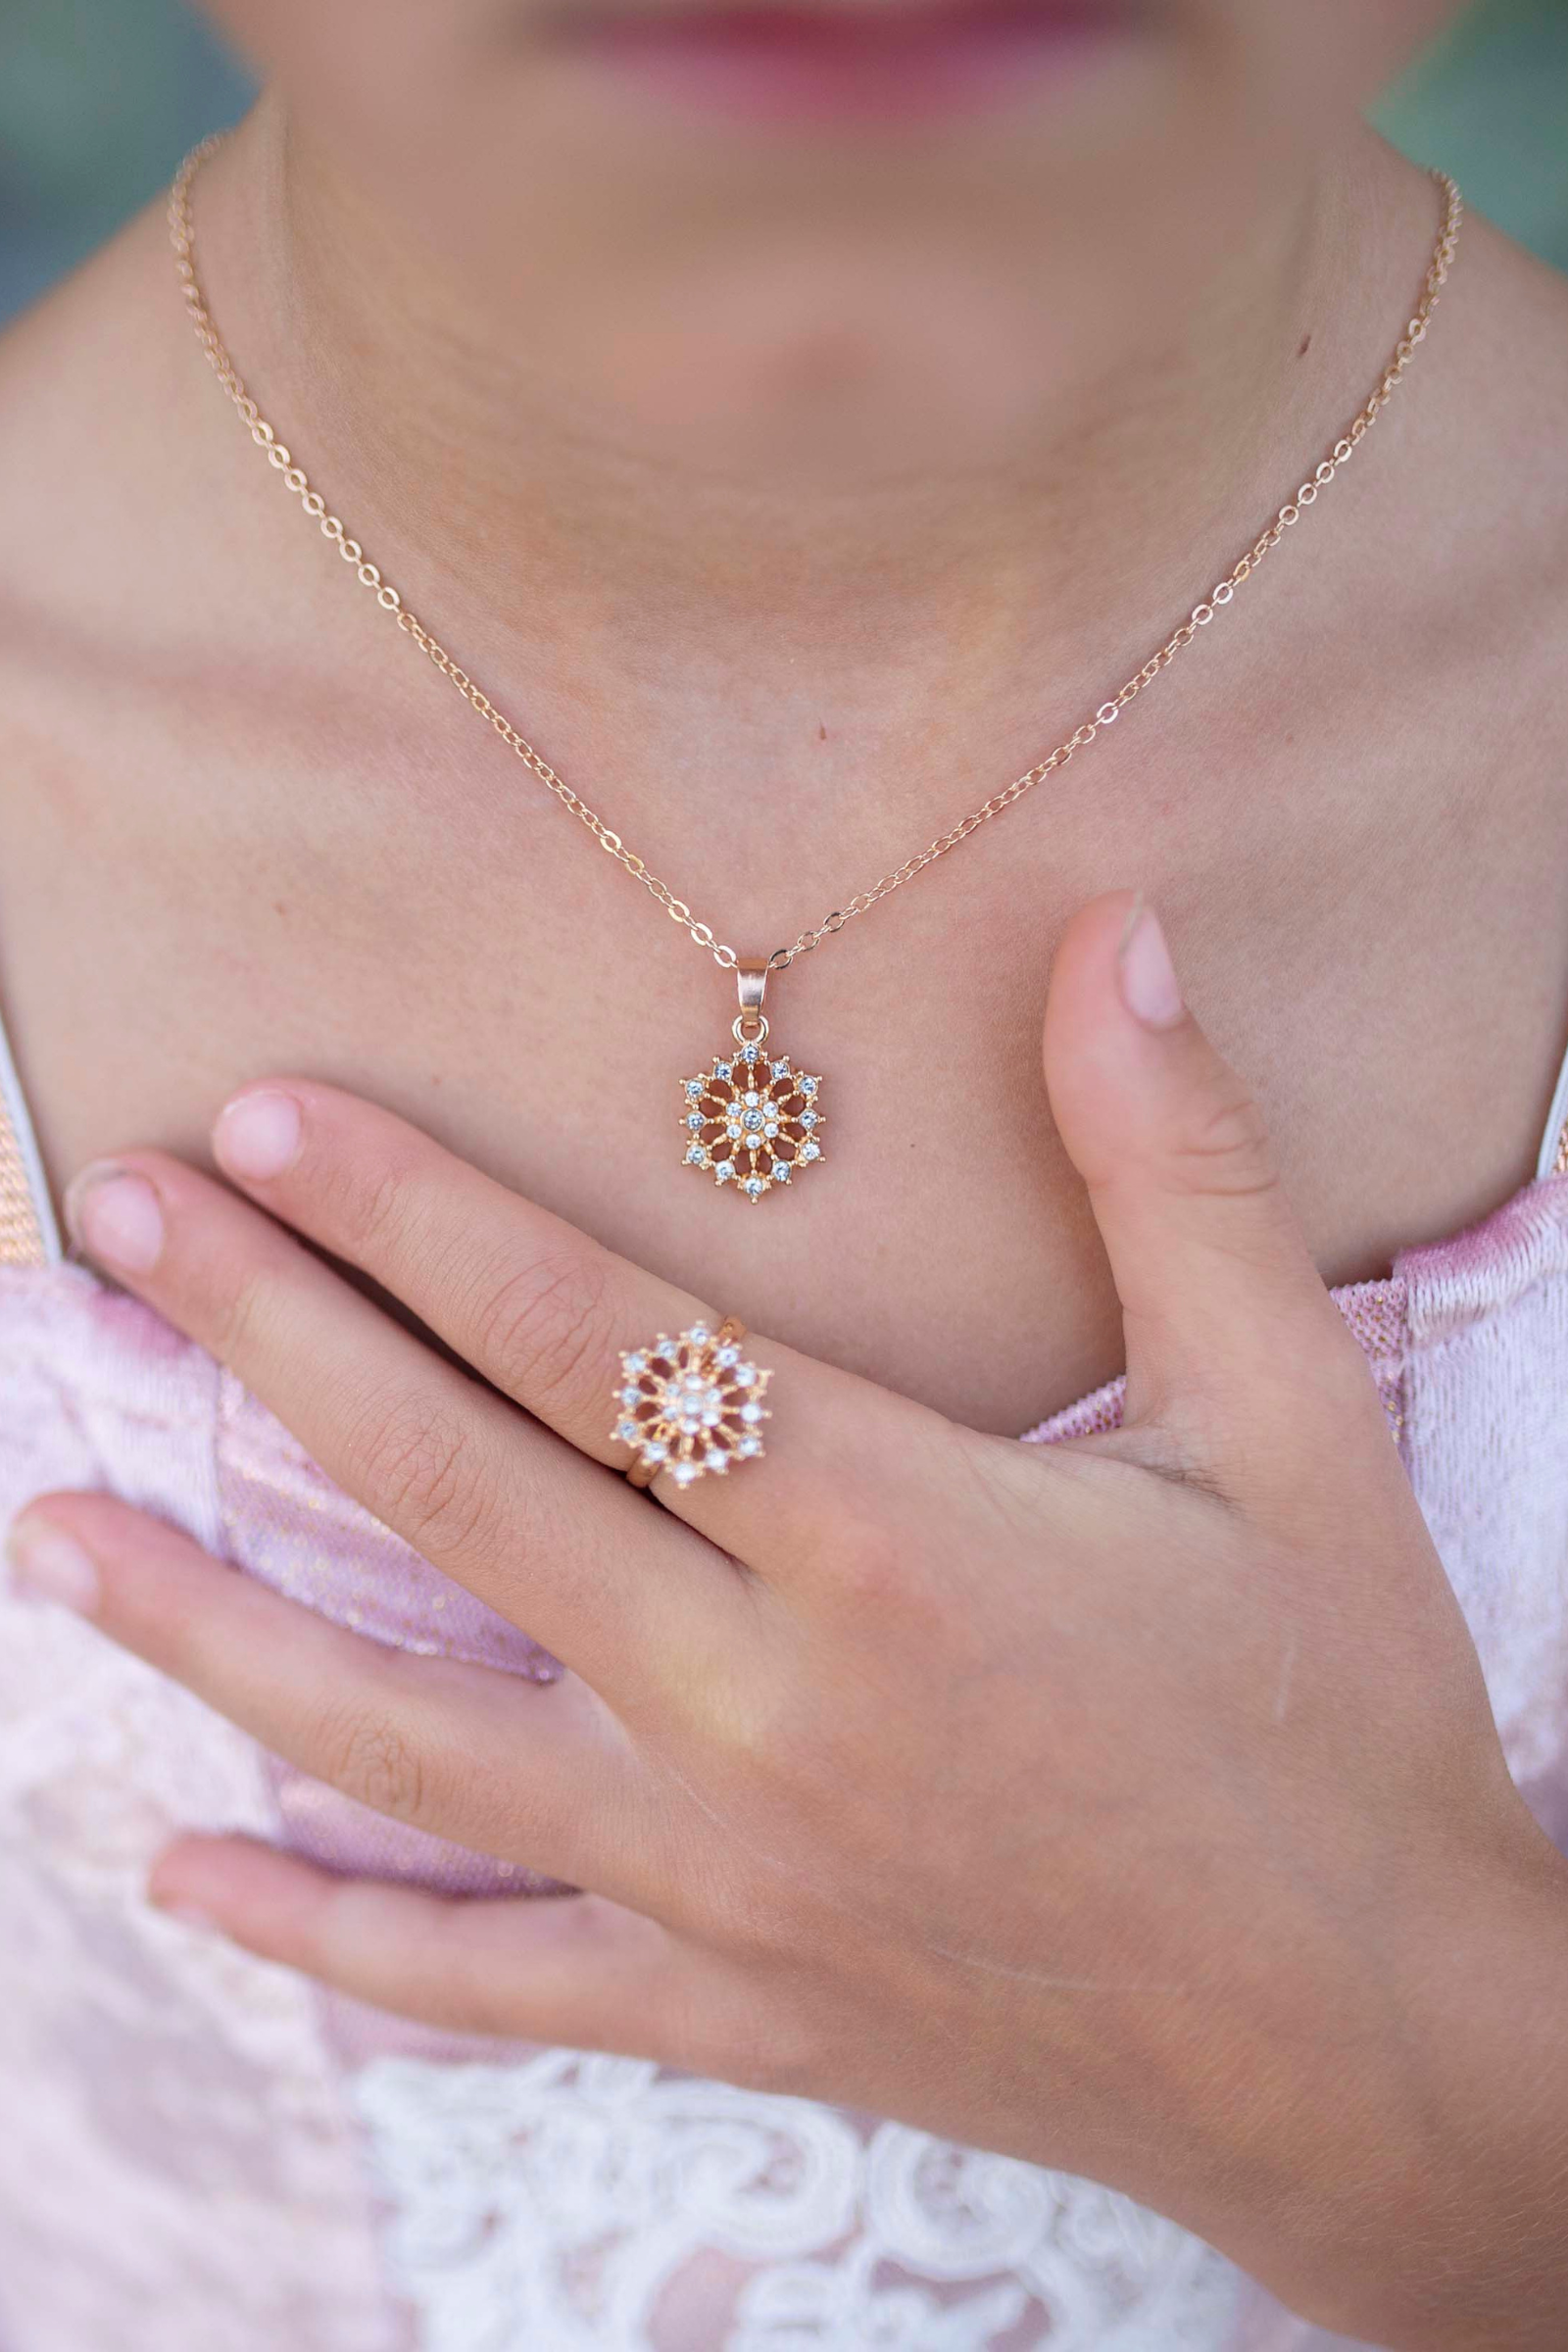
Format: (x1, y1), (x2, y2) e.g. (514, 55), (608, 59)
(612, 1316), (771, 1489)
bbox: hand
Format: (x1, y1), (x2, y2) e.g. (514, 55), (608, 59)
(11, 892), (1568, 2348)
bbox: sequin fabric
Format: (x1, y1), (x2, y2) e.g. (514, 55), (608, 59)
(6, 1154), (1568, 2347)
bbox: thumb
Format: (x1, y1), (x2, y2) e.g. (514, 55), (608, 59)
(1043, 890), (1377, 1452)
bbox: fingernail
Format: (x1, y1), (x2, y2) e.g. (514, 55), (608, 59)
(64, 1165), (165, 1273)
(6, 1516), (100, 1614)
(214, 1090), (302, 1182)
(152, 1896), (220, 1934)
(1117, 898), (1186, 1030)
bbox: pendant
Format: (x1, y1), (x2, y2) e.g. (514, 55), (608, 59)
(679, 961), (825, 1202)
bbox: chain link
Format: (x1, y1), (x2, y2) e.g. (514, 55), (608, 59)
(170, 142), (1461, 977)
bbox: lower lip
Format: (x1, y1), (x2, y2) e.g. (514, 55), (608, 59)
(572, 2), (1126, 125)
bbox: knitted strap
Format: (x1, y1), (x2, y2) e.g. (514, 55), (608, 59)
(0, 1007), (56, 1268)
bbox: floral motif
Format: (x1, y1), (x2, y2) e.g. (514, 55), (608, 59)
(612, 1323), (772, 1488)
(350, 2050), (1246, 2351)
(680, 1045), (824, 1201)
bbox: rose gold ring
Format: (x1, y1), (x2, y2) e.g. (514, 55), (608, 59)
(612, 1317), (771, 1490)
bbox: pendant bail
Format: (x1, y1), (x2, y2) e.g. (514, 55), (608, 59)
(733, 958), (770, 1051)
(736, 960), (769, 1026)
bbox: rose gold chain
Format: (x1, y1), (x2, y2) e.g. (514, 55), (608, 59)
(169, 140), (1461, 977)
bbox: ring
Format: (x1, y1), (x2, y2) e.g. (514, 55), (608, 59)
(612, 1317), (771, 1489)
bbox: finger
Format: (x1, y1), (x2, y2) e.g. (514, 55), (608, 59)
(60, 1148), (760, 1703)
(8, 1494), (671, 1912)
(148, 1833), (750, 2061)
(198, 1077), (945, 1576)
(1042, 891), (1390, 1458)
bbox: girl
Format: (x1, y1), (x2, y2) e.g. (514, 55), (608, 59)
(1, 3), (1566, 2343)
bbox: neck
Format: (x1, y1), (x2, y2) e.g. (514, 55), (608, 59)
(189, 102), (1435, 803)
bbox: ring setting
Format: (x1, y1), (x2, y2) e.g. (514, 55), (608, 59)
(612, 1318), (771, 1488)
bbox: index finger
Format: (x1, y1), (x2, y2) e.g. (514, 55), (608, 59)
(210, 1078), (947, 1580)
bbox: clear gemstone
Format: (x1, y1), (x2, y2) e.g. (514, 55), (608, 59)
(741, 1402), (764, 1423)
(716, 1161), (735, 1181)
(685, 1080), (704, 1100)
(738, 1437), (762, 1457)
(771, 1059), (791, 1080)
(744, 1091), (760, 1106)
(763, 1120), (778, 1138)
(643, 1441), (668, 1463)
(732, 1363), (756, 1386)
(623, 1352), (647, 1375)
(744, 1177), (764, 1197)
(715, 1345), (740, 1368)
(801, 1110), (817, 1129)
(771, 1160), (790, 1181)
(743, 1044), (760, 1063)
(687, 1325), (711, 1345)
(686, 1112), (704, 1131)
(742, 1109), (763, 1132)
(801, 1141), (820, 1161)
(714, 1059), (733, 1080)
(705, 1449), (728, 1472)
(620, 1385), (642, 1406)
(616, 1418), (639, 1444)
(670, 1461), (702, 1488)
(801, 1075), (817, 1096)
(685, 1145), (706, 1164)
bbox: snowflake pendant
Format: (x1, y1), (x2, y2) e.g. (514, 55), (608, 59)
(679, 1039), (825, 1201)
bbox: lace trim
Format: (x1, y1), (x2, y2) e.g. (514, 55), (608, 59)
(351, 2050), (1241, 2350)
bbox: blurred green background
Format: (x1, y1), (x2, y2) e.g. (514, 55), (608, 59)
(0, 0), (1564, 321)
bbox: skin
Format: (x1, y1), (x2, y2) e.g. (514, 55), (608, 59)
(3, 0), (1568, 2331)
(14, 899), (1568, 2347)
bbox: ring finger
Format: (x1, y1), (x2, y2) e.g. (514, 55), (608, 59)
(62, 1148), (766, 1711)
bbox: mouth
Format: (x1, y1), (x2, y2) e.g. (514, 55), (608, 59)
(563, 0), (1136, 126)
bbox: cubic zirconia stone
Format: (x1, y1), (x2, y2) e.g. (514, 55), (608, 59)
(685, 1081), (703, 1100)
(741, 1402), (763, 1422)
(801, 1076), (817, 1096)
(624, 1353), (647, 1375)
(644, 1441), (668, 1463)
(801, 1110), (817, 1129)
(742, 1110), (763, 1132)
(802, 1141), (820, 1161)
(688, 1325), (711, 1344)
(733, 1364), (756, 1386)
(743, 1044), (760, 1063)
(670, 1461), (702, 1488)
(715, 1345), (740, 1368)
(616, 1419), (639, 1444)
(714, 1059), (732, 1080)
(716, 1161), (735, 1181)
(744, 1177), (764, 1198)
(738, 1436), (762, 1457)
(771, 1160), (790, 1181)
(686, 1112), (704, 1131)
(685, 1145), (705, 1164)
(705, 1449), (728, 1473)
(772, 1059), (791, 1080)
(620, 1385), (642, 1406)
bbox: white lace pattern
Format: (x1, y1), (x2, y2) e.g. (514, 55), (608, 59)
(353, 2051), (1241, 2349)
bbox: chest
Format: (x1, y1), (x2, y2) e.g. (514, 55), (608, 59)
(1, 650), (1565, 1434)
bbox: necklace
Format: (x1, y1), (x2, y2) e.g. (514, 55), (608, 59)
(169, 142), (1461, 1205)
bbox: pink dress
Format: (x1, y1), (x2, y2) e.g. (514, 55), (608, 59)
(3, 999), (1568, 2352)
